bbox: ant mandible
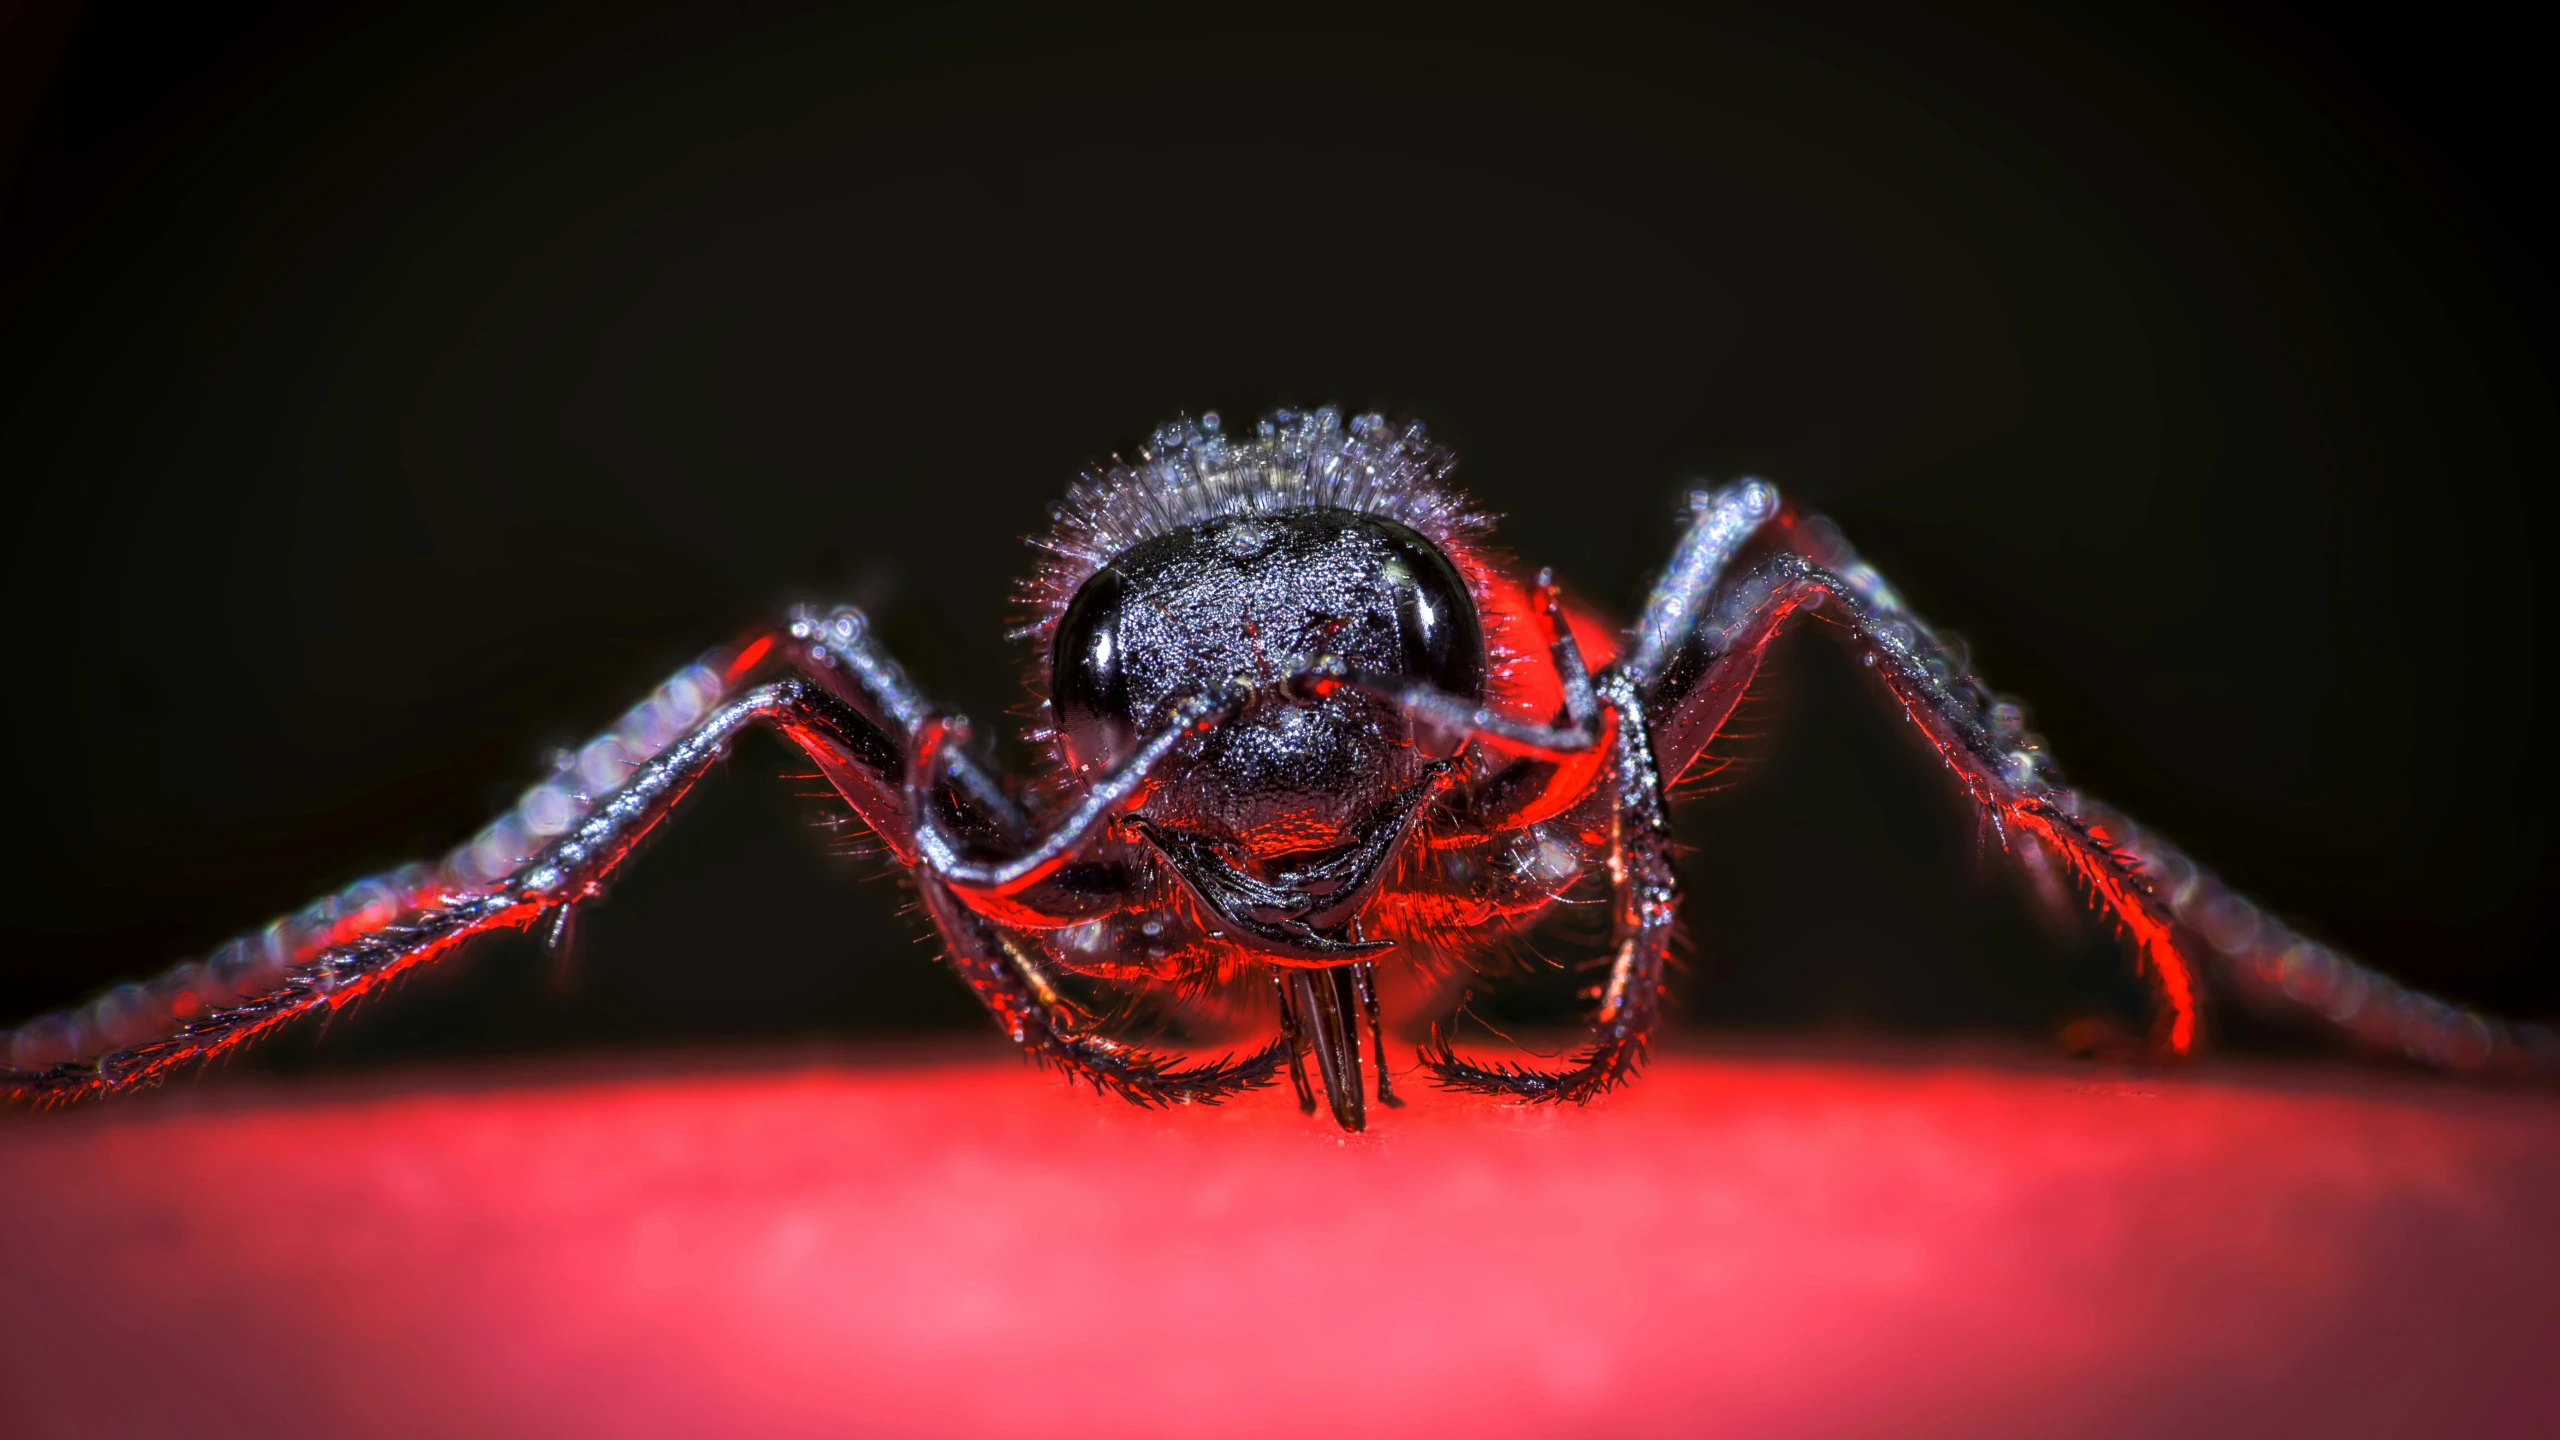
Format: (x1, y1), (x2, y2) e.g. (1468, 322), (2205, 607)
(8, 408), (2550, 1129)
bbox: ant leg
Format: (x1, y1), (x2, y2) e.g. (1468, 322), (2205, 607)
(2078, 793), (2560, 1078)
(1624, 480), (1785, 689)
(1422, 668), (1679, 1102)
(3, 598), (1254, 1107)
(774, 632), (1284, 1101)
(778, 605), (1028, 845)
(4, 679), (899, 1103)
(1252, 573), (1622, 862)
(1300, 575), (1621, 834)
(1622, 483), (1798, 786)
(1401, 487), (1782, 1101)
(1644, 500), (2559, 1079)
(1644, 545), (2217, 1057)
(1299, 575), (1608, 766)
(915, 875), (1286, 1106)
(785, 609), (1299, 1100)
(902, 688), (1244, 903)
(765, 602), (1213, 929)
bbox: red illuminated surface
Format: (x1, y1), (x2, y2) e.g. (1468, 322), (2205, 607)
(5, 1044), (2556, 1438)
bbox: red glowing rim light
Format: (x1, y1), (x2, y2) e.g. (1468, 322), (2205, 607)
(3, 1042), (2555, 1438)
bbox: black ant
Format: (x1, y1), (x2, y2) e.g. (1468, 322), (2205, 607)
(9, 408), (2548, 1129)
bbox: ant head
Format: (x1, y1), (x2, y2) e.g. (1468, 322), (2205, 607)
(1022, 408), (1494, 958)
(1051, 508), (1482, 843)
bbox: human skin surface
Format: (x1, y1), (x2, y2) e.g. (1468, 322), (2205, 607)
(3, 1042), (2555, 1438)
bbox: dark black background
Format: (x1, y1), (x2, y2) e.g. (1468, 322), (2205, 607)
(2, 0), (2551, 1072)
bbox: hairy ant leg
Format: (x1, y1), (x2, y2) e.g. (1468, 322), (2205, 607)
(1420, 669), (1679, 1102)
(1659, 552), (2213, 1052)
(4, 679), (890, 1102)
(1631, 481), (2556, 1076)
(3, 590), (1303, 1104)
(1301, 565), (1686, 1103)
(917, 875), (1286, 1106)
(903, 687), (1242, 917)
(780, 603), (1029, 844)
(1767, 538), (2552, 1074)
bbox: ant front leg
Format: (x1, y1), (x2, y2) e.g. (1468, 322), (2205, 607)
(1308, 574), (1681, 1103)
(900, 685), (1292, 1106)
(1420, 666), (1680, 1103)
(1396, 572), (1678, 1103)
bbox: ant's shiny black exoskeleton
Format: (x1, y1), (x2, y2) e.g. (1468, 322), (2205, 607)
(8, 408), (2550, 1129)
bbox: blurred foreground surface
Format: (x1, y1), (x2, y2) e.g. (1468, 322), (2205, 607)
(4, 1042), (2556, 1438)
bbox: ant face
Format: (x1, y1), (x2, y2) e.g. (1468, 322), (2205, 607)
(1051, 508), (1482, 959)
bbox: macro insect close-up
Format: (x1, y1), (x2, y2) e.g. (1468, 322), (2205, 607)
(6, 4), (2557, 1436)
(6, 404), (2549, 1128)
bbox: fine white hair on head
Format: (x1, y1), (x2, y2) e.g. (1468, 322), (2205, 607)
(1012, 407), (1492, 654)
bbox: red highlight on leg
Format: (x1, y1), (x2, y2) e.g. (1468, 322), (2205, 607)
(1859, 618), (2200, 1056)
(7, 900), (544, 1106)
(2013, 808), (2199, 1054)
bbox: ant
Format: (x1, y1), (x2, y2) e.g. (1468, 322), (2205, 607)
(8, 408), (2549, 1129)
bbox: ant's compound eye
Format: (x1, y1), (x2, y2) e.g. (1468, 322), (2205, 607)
(1375, 519), (1485, 702)
(1052, 566), (1136, 772)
